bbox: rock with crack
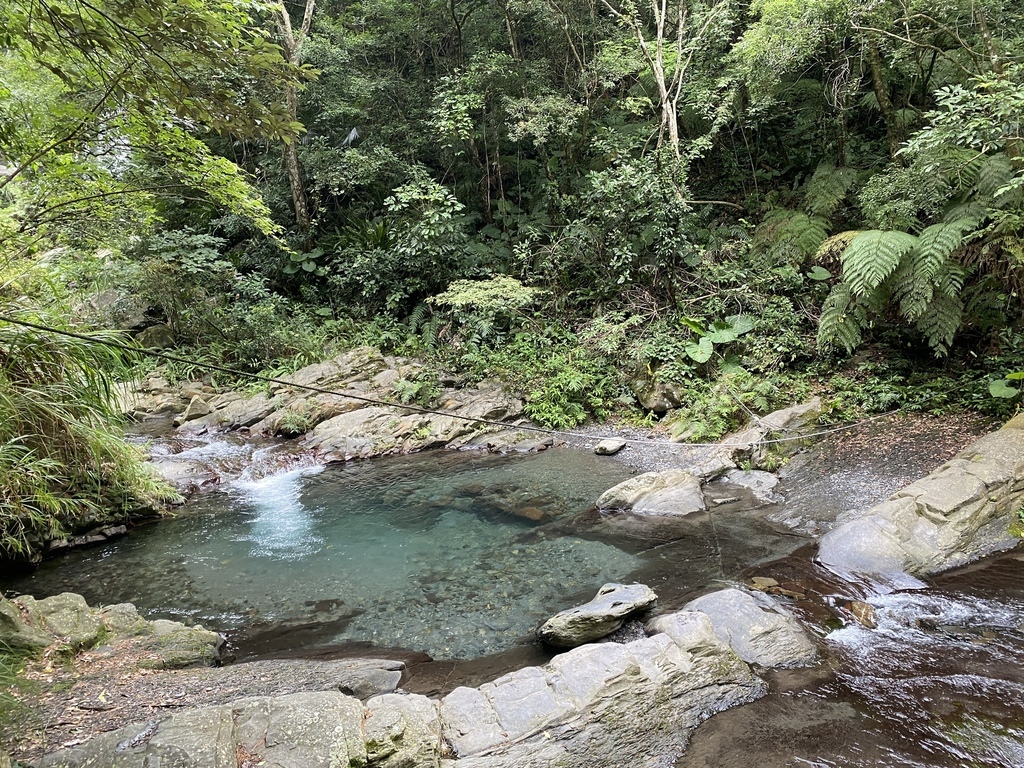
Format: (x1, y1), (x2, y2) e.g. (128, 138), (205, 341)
(537, 583), (658, 648)
(683, 588), (817, 668)
(39, 604), (773, 768)
(817, 414), (1024, 585)
(596, 469), (706, 516)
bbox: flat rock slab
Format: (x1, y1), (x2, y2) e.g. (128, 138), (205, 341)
(537, 583), (658, 648)
(597, 469), (706, 516)
(721, 469), (782, 505)
(684, 588), (817, 668)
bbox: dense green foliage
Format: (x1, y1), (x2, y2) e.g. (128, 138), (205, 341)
(2, 0), (1024, 552)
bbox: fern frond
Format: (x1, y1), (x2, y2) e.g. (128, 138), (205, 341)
(914, 291), (963, 355)
(805, 163), (858, 218)
(841, 230), (918, 296)
(890, 257), (934, 322)
(756, 211), (829, 262)
(407, 302), (432, 333)
(975, 154), (1014, 199)
(815, 230), (861, 262)
(914, 222), (964, 280)
(934, 261), (966, 297)
(943, 201), (986, 229)
(817, 283), (863, 353)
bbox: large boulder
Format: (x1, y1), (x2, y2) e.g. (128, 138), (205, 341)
(684, 588), (817, 668)
(817, 417), (1024, 583)
(364, 693), (442, 767)
(443, 622), (765, 767)
(597, 469), (706, 516)
(40, 691), (368, 768)
(137, 620), (223, 669)
(686, 397), (823, 478)
(0, 597), (52, 650)
(537, 583), (658, 648)
(15, 593), (105, 649)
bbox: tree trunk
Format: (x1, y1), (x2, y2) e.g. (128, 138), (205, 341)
(276, 0), (316, 234)
(867, 39), (902, 164)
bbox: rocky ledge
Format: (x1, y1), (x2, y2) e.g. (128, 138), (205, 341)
(817, 412), (1024, 586)
(35, 585), (816, 768)
(1, 593), (221, 670)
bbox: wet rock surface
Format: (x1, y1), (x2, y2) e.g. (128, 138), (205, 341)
(683, 588), (818, 668)
(817, 414), (1024, 583)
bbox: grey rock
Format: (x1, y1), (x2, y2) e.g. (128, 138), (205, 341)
(180, 393), (278, 433)
(138, 620), (223, 669)
(684, 588), (817, 668)
(133, 323), (174, 349)
(597, 469), (706, 516)
(817, 417), (1024, 583)
(594, 438), (627, 456)
(0, 596), (52, 650)
(232, 692), (367, 768)
(330, 658), (404, 699)
(15, 593), (104, 649)
(174, 395), (213, 426)
(537, 583), (658, 648)
(632, 379), (682, 413)
(364, 693), (442, 767)
(100, 603), (149, 638)
(43, 692), (368, 768)
(452, 628), (765, 767)
(722, 469), (782, 505)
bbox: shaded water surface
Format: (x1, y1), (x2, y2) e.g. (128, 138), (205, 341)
(1, 447), (804, 659)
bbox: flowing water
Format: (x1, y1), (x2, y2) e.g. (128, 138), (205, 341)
(678, 549), (1024, 768)
(1, 444), (803, 659)
(6, 423), (1022, 766)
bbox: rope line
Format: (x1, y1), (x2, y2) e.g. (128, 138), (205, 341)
(0, 314), (911, 450)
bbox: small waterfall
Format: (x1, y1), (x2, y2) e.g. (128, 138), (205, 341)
(231, 463), (325, 560)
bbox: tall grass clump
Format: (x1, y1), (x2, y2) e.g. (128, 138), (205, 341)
(0, 307), (175, 557)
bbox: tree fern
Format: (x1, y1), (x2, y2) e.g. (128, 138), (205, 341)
(975, 153), (1014, 200)
(913, 291), (963, 355)
(817, 283), (863, 353)
(841, 230), (917, 296)
(805, 163), (857, 218)
(755, 211), (828, 263)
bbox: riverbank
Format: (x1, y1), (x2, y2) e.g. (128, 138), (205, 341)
(1, 408), (999, 764)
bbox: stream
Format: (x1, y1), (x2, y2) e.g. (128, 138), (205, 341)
(3, 419), (1023, 766)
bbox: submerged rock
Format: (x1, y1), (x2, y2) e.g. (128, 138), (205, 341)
(597, 469), (706, 516)
(537, 583), (658, 648)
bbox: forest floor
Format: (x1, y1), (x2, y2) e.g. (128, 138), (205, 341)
(3, 409), (999, 763)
